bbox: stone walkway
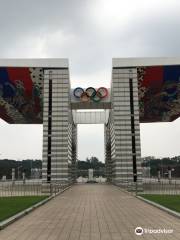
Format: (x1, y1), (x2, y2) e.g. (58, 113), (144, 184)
(0, 184), (179, 240)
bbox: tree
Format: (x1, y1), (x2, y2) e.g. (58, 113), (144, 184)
(0, 159), (42, 179)
(77, 156), (105, 177)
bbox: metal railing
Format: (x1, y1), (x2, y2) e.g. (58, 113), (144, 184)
(115, 178), (180, 195)
(142, 178), (180, 195)
(0, 179), (70, 197)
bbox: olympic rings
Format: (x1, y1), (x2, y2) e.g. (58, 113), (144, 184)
(80, 92), (89, 102)
(86, 87), (96, 98)
(73, 87), (108, 102)
(96, 87), (108, 98)
(73, 87), (84, 98)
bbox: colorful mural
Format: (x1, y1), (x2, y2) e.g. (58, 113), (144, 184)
(138, 65), (180, 122)
(0, 65), (180, 124)
(0, 67), (43, 123)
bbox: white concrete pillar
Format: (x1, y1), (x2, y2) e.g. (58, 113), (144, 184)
(111, 67), (142, 187)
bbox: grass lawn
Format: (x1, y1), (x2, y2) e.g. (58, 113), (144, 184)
(139, 194), (180, 213)
(0, 196), (48, 222)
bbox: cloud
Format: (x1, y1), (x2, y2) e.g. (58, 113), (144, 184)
(0, 120), (42, 160)
(78, 124), (104, 161)
(0, 0), (180, 159)
(140, 118), (180, 158)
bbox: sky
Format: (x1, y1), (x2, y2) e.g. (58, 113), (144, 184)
(0, 0), (180, 161)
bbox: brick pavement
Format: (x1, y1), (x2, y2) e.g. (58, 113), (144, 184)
(0, 184), (179, 240)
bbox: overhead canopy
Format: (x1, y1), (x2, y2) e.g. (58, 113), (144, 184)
(72, 110), (109, 124)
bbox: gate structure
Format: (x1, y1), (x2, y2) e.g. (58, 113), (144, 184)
(0, 58), (180, 187)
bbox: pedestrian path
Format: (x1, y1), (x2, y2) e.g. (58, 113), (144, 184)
(0, 184), (179, 239)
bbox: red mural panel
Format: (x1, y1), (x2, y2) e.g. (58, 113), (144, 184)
(138, 65), (180, 122)
(8, 68), (33, 97)
(0, 67), (43, 124)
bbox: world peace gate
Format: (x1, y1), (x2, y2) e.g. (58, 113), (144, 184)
(0, 58), (180, 187)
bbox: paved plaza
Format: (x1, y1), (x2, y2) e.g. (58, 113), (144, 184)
(0, 184), (179, 240)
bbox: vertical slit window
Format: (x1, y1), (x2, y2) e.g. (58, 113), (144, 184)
(47, 77), (52, 182)
(129, 78), (137, 182)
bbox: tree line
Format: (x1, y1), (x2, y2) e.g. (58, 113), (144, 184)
(1, 155), (180, 180)
(0, 156), (105, 179)
(0, 159), (42, 179)
(142, 156), (180, 177)
(77, 157), (105, 177)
